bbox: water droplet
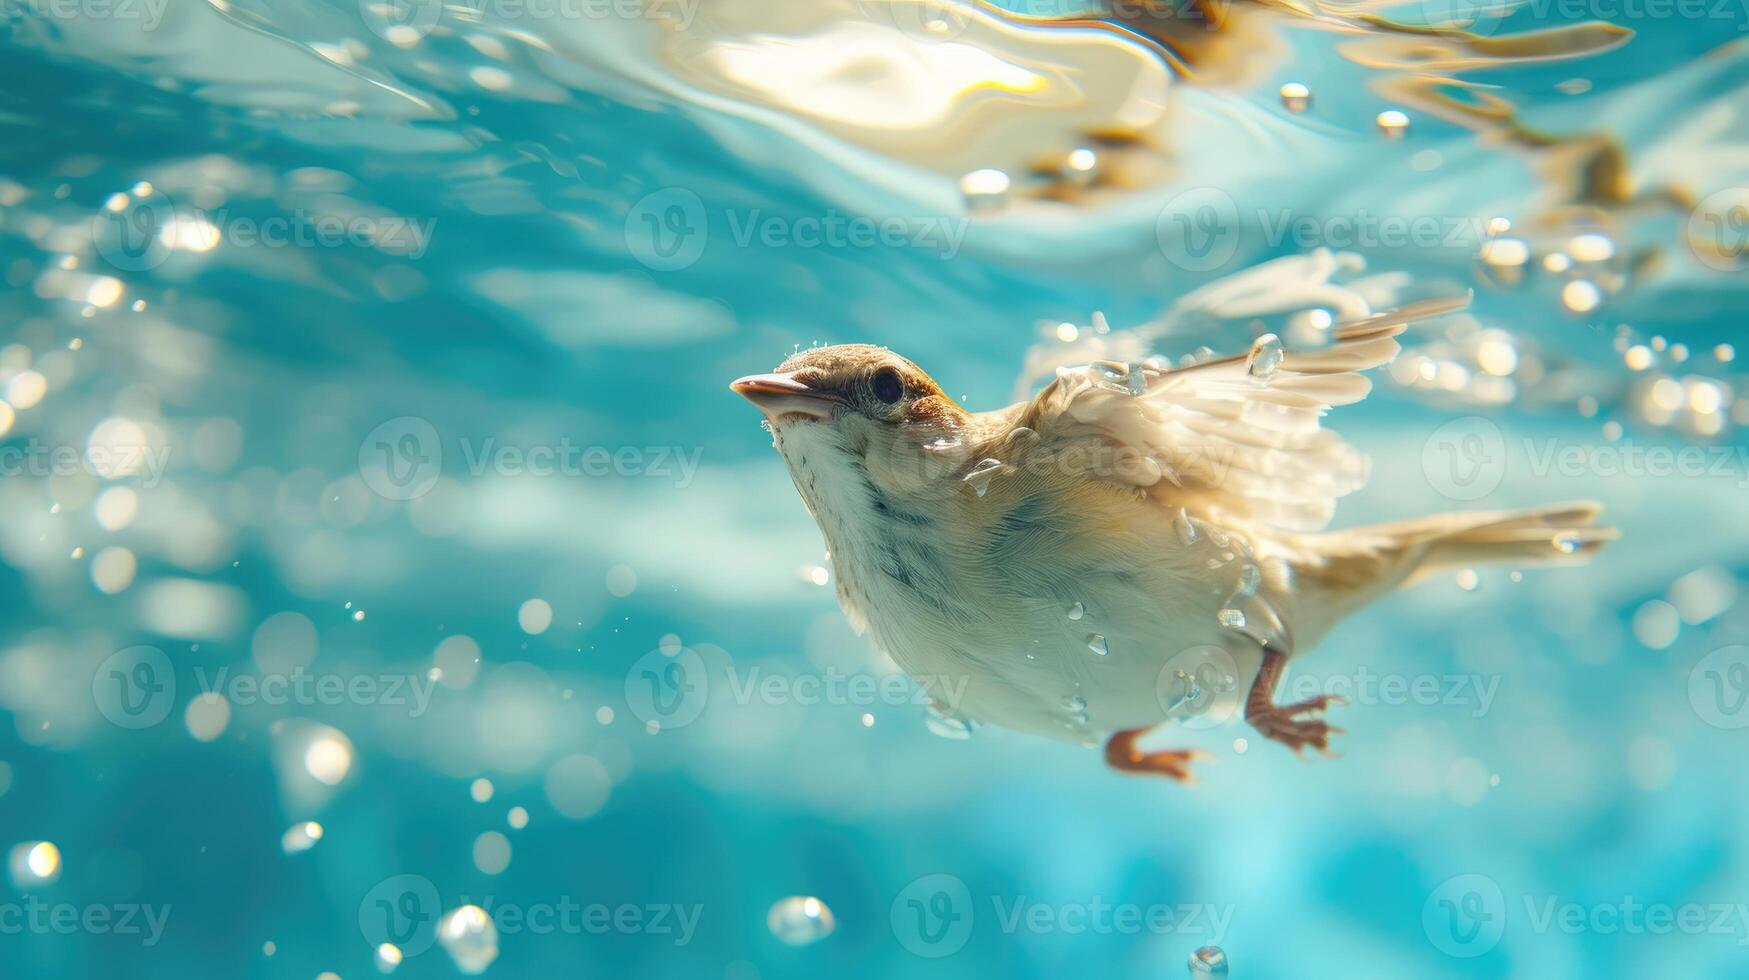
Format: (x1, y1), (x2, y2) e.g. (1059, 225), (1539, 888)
(1060, 146), (1099, 185)
(9, 841), (61, 886)
(1561, 279), (1602, 313)
(1188, 944), (1229, 978)
(1236, 563), (1261, 596)
(1174, 509), (1199, 545)
(1217, 608), (1247, 630)
(1376, 109), (1410, 138)
(1062, 695), (1088, 713)
(1086, 634), (1109, 656)
(436, 906), (499, 975)
(1246, 333), (1284, 380)
(960, 168), (1010, 210)
(926, 434), (963, 453)
(1280, 81), (1311, 112)
(925, 703), (973, 740)
(963, 458), (1009, 497)
(1126, 363), (1148, 396)
(1067, 601), (1085, 621)
(1553, 533), (1582, 555)
(280, 821), (323, 854)
(767, 896), (836, 946)
(1456, 569), (1480, 591)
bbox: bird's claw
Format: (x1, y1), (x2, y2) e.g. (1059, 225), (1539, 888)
(1245, 649), (1348, 758)
(1104, 730), (1212, 783)
(1280, 693), (1346, 719)
(1251, 711), (1344, 755)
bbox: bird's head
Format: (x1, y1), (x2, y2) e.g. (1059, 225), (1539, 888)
(731, 344), (972, 503)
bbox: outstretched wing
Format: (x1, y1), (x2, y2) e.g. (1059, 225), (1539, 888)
(1007, 296), (1467, 532)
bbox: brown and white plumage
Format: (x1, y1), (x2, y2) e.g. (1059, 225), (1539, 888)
(732, 301), (1614, 762)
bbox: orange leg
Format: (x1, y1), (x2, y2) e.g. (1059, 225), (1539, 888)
(1103, 728), (1211, 783)
(1245, 647), (1345, 755)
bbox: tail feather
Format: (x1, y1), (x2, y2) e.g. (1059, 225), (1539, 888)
(1358, 500), (1616, 588)
(1280, 501), (1612, 651)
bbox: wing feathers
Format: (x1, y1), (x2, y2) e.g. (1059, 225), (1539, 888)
(1010, 295), (1466, 531)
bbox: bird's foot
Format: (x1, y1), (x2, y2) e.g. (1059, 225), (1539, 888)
(1245, 648), (1346, 757)
(1246, 699), (1346, 756)
(1104, 728), (1211, 783)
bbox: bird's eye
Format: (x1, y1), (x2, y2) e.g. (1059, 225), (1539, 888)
(870, 366), (905, 405)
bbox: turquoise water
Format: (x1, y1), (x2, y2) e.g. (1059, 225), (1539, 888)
(1, 2), (1748, 978)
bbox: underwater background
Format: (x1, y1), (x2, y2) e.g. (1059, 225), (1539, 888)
(1, 1), (1748, 977)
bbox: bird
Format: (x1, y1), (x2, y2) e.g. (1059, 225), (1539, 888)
(730, 304), (1614, 782)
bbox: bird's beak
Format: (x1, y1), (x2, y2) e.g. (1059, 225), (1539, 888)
(730, 372), (838, 421)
